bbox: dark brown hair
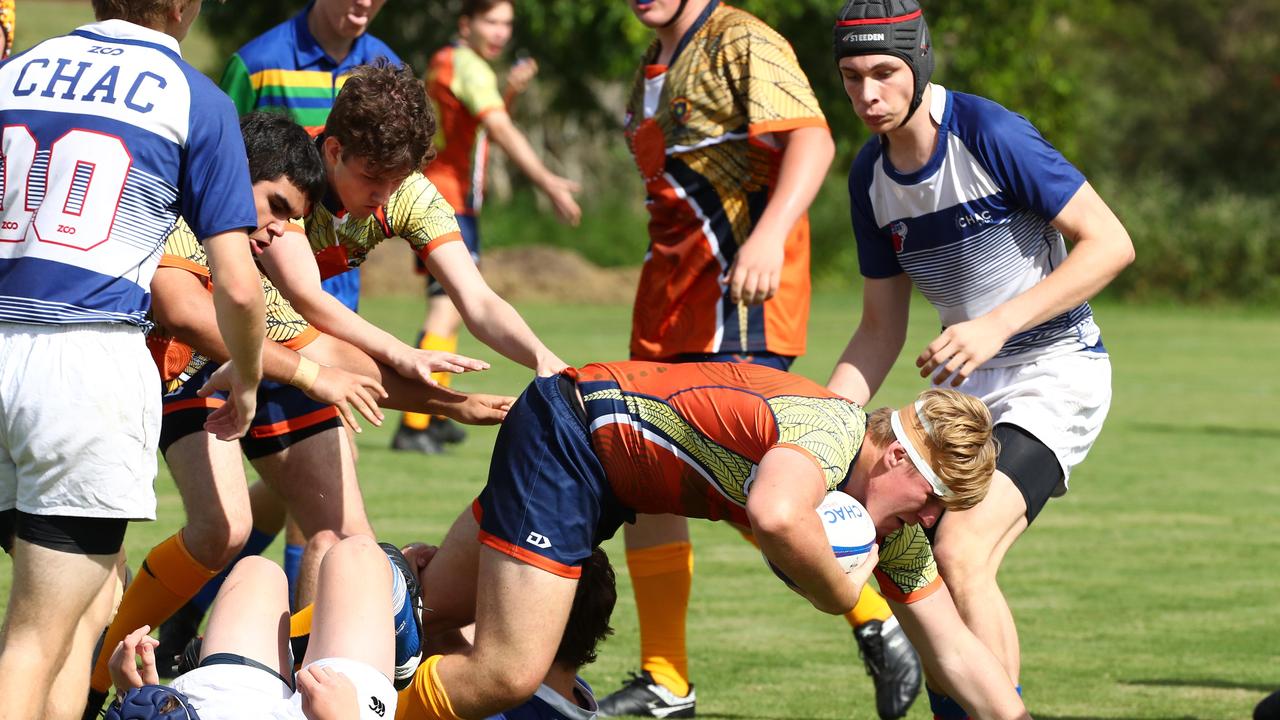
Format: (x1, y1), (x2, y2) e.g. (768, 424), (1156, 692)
(461, 0), (513, 19)
(92, 0), (199, 25)
(326, 60), (437, 175)
(554, 547), (616, 670)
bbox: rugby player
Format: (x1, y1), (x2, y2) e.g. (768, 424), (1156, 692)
(0, 0), (266, 716)
(397, 361), (1030, 720)
(221, 0), (397, 313)
(828, 1), (1134, 716)
(396, 0), (582, 454)
(607, 2), (919, 717)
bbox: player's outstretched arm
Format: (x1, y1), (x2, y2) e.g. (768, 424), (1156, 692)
(827, 274), (913, 406)
(746, 448), (877, 615)
(917, 181), (1135, 386)
(202, 230), (266, 438)
(482, 110), (581, 226)
(152, 267), (388, 432)
(423, 241), (567, 376)
(259, 229), (489, 384)
(725, 126), (834, 306)
(892, 591), (1030, 720)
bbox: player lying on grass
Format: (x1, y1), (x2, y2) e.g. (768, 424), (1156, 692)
(396, 361), (1030, 720)
(256, 61), (567, 383)
(105, 536), (416, 720)
(85, 112), (513, 716)
(284, 537), (618, 720)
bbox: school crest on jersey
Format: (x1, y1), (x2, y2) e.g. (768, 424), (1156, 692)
(670, 97), (692, 124)
(890, 221), (908, 253)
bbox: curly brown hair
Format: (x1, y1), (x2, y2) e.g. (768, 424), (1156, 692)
(91, 0), (202, 25)
(325, 60), (437, 177)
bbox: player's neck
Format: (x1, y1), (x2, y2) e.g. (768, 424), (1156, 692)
(308, 10), (356, 64)
(882, 85), (939, 175)
(543, 665), (585, 706)
(654, 0), (712, 65)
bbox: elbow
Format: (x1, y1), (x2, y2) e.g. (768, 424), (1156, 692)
(215, 276), (264, 316)
(747, 501), (804, 541)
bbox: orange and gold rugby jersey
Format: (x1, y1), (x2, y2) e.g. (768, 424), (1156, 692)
(424, 43), (506, 216)
(623, 3), (826, 361)
(573, 360), (942, 604)
(0, 0), (13, 61)
(149, 220), (318, 394)
(304, 172), (463, 280)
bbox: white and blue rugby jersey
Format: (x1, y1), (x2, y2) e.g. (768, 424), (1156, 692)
(849, 84), (1103, 365)
(0, 20), (256, 327)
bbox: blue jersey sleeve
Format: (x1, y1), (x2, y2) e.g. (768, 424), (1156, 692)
(953, 93), (1085, 222)
(179, 73), (257, 240)
(849, 142), (903, 279)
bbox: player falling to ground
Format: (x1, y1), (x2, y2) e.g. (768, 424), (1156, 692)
(0, 0), (268, 717)
(396, 361), (1030, 720)
(605, 2), (921, 718)
(828, 1), (1134, 716)
(393, 0), (583, 455)
(104, 537), (418, 719)
(82, 112), (513, 717)
(221, 0), (396, 313)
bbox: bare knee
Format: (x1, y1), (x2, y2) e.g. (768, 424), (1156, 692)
(305, 529), (342, 564)
(472, 663), (543, 710)
(227, 554), (287, 587)
(320, 534), (382, 572)
(185, 510), (253, 569)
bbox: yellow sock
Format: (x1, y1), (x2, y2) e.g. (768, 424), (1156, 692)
(397, 654), (464, 720)
(89, 532), (219, 692)
(628, 542), (693, 697)
(290, 603), (314, 638)
(402, 333), (458, 430)
(738, 526), (893, 628)
(846, 584), (893, 627)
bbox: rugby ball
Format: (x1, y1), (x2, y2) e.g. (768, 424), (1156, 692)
(765, 492), (877, 588)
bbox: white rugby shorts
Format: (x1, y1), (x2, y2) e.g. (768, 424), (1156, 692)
(0, 322), (159, 519)
(949, 350), (1112, 496)
(172, 659), (397, 720)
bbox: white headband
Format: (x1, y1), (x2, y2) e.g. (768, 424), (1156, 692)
(890, 400), (951, 498)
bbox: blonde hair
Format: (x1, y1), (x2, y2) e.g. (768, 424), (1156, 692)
(867, 388), (997, 511)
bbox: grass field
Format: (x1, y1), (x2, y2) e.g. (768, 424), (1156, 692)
(2, 290), (1273, 719)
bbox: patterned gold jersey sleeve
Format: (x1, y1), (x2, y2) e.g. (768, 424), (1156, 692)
(387, 173), (463, 255)
(875, 524), (942, 604)
(718, 11), (826, 135)
(161, 219), (210, 276)
(0, 0), (13, 61)
(768, 396), (865, 490)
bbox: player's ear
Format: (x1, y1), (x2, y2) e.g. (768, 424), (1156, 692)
(322, 136), (343, 166)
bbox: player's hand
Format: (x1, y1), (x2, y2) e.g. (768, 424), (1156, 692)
(108, 625), (160, 692)
(445, 393), (515, 425)
(505, 57), (539, 96)
(309, 365), (388, 433)
(725, 232), (785, 305)
(535, 352), (569, 378)
(392, 347), (490, 387)
(401, 543), (440, 574)
(542, 174), (582, 226)
(916, 314), (1014, 386)
(198, 363), (258, 441)
(297, 665), (359, 720)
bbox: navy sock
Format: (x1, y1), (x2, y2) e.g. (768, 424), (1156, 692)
(927, 686), (968, 720)
(284, 542), (304, 611)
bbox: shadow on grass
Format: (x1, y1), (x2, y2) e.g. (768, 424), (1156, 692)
(1122, 678), (1277, 693)
(1036, 716), (1201, 720)
(1127, 421), (1280, 440)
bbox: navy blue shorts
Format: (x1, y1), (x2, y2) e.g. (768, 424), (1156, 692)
(661, 351), (794, 371)
(473, 375), (632, 578)
(321, 269), (360, 312)
(418, 214), (480, 297)
(160, 363), (341, 460)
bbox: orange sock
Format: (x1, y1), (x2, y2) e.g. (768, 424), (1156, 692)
(290, 603), (314, 638)
(402, 333), (458, 430)
(396, 654), (464, 720)
(89, 532), (219, 692)
(738, 526), (893, 628)
(628, 541), (693, 697)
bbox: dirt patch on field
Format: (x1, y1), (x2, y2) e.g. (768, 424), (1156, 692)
(360, 242), (639, 304)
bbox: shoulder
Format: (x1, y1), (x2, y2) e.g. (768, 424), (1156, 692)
(233, 16), (297, 72)
(946, 89), (1046, 149)
(183, 67), (240, 122)
(712, 6), (794, 53)
(848, 139), (883, 193)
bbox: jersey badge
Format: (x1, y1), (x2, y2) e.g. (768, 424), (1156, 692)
(890, 221), (908, 253)
(670, 97), (691, 124)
